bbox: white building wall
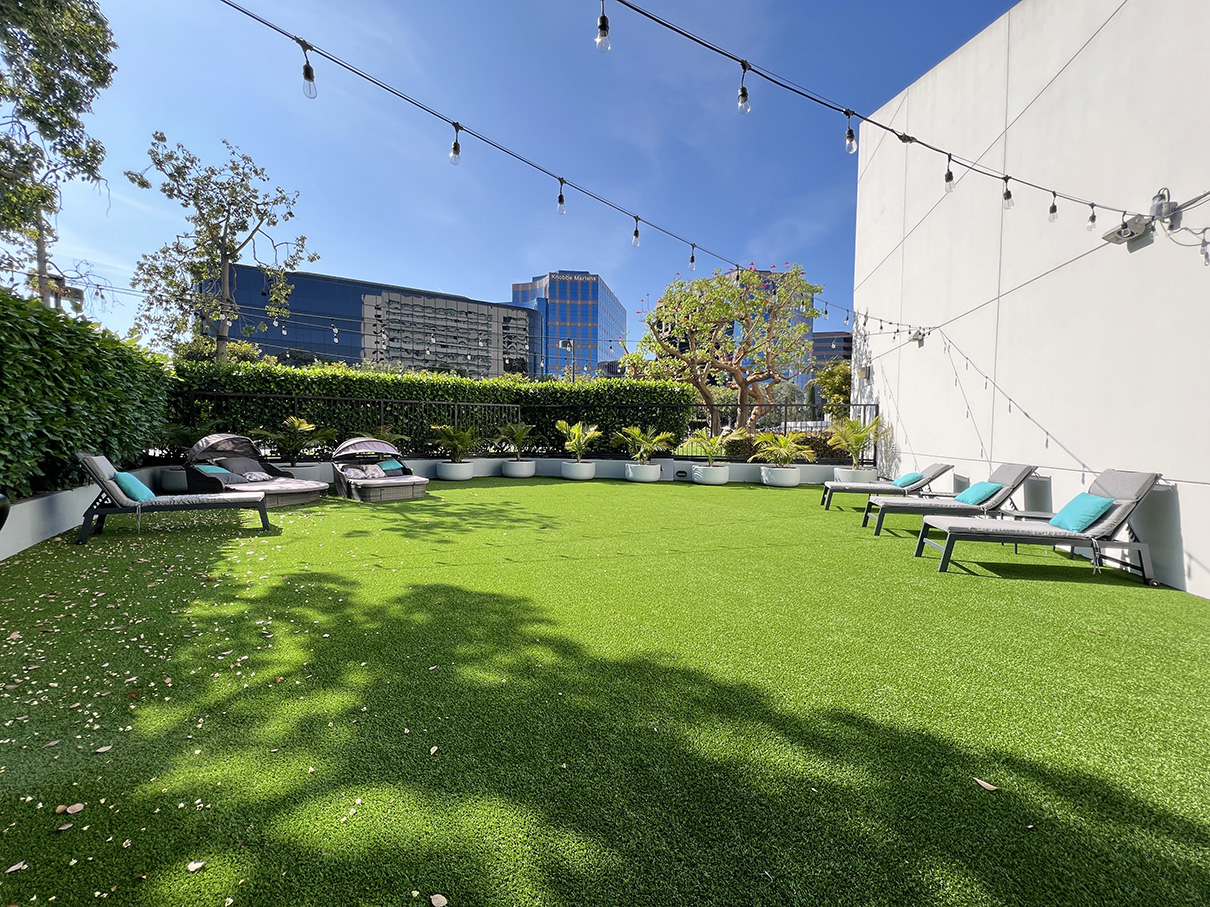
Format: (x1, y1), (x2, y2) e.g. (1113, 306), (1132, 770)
(853, 0), (1210, 595)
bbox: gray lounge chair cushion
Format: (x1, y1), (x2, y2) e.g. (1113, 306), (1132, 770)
(79, 455), (138, 507)
(923, 514), (1095, 542)
(155, 492), (266, 506)
(872, 463), (1035, 513)
(826, 462), (952, 495)
(216, 457), (266, 477)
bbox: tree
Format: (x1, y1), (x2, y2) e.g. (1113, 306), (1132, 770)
(171, 333), (262, 365)
(0, 0), (116, 305)
(623, 264), (821, 433)
(812, 357), (851, 419)
(125, 132), (318, 359)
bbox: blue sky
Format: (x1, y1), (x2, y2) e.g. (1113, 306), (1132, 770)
(54, 0), (1017, 349)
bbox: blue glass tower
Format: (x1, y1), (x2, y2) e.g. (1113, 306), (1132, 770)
(510, 270), (626, 377)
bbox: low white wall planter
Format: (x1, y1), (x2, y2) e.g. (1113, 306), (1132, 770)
(691, 464), (730, 485)
(501, 459), (537, 478)
(561, 461), (596, 481)
(761, 465), (801, 487)
(834, 467), (877, 483)
(797, 464), (838, 484)
(436, 461), (475, 481)
(625, 462), (662, 483)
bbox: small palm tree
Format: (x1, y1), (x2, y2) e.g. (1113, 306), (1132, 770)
(254, 416), (337, 467)
(614, 425), (676, 465)
(685, 428), (733, 466)
(827, 416), (889, 469)
(556, 420), (601, 463)
(495, 422), (536, 462)
(429, 424), (479, 463)
(748, 431), (818, 467)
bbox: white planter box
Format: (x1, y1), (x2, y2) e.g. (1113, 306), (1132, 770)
(761, 465), (801, 487)
(436, 461), (475, 481)
(834, 467), (877, 483)
(796, 464), (837, 484)
(561, 461), (596, 481)
(501, 459), (537, 478)
(625, 462), (662, 483)
(691, 464), (730, 485)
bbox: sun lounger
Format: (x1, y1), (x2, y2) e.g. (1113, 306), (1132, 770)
(76, 453), (269, 544)
(914, 469), (1160, 583)
(331, 436), (428, 502)
(821, 462), (953, 509)
(864, 463), (1036, 535)
(184, 434), (329, 507)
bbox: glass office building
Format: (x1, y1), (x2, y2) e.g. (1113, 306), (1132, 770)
(227, 266), (541, 377)
(510, 271), (626, 377)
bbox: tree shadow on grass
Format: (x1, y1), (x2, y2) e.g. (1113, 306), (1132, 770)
(4, 560), (1205, 907)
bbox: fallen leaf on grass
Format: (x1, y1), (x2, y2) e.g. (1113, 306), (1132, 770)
(430, 746), (438, 756)
(43, 739), (60, 748)
(55, 805), (67, 814)
(973, 777), (999, 791)
(95, 744), (113, 753)
(56, 823), (72, 832)
(6, 860), (27, 873)
(6, 631), (19, 640)
(187, 860), (205, 873)
(66, 803), (85, 815)
(431, 896), (448, 907)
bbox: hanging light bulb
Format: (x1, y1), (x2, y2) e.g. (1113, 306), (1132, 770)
(1048, 191), (1059, 222)
(843, 312), (849, 326)
(449, 123), (461, 166)
(595, 0), (610, 53)
(297, 40), (317, 99)
(272, 318), (278, 327)
(944, 153), (955, 193)
(632, 216), (640, 247)
(689, 244), (696, 271)
(1085, 204), (1098, 231)
(737, 61), (751, 115)
(557, 178), (566, 215)
(1201, 235), (1209, 266)
(1002, 176), (1014, 210)
(844, 111), (857, 154)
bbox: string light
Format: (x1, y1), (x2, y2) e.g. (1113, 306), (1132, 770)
(632, 216), (641, 247)
(296, 38), (316, 99)
(737, 61), (751, 115)
(689, 244), (696, 271)
(1086, 204), (1098, 231)
(557, 178), (566, 215)
(595, 0), (610, 53)
(1049, 191), (1058, 222)
(844, 110), (857, 154)
(449, 123), (461, 166)
(1002, 176), (1014, 210)
(944, 154), (954, 193)
(1201, 235), (1209, 266)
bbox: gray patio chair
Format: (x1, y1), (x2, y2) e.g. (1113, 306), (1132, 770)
(821, 462), (953, 510)
(76, 453), (270, 544)
(913, 469), (1161, 584)
(864, 463), (1036, 535)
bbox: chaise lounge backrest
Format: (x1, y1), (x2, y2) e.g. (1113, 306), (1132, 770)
(977, 463), (1037, 509)
(78, 454), (142, 507)
(1082, 469), (1161, 539)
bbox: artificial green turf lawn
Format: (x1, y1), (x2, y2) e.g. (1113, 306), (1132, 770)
(1, 479), (1208, 907)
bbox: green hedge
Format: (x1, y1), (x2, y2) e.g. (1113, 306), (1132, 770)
(170, 362), (698, 457)
(0, 292), (170, 498)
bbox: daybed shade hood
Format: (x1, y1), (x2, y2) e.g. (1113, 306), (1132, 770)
(332, 437), (401, 460)
(185, 433), (263, 464)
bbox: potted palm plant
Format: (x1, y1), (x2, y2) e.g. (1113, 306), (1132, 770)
(496, 422), (537, 478)
(254, 416), (337, 467)
(614, 425), (675, 483)
(827, 416), (888, 483)
(748, 431), (817, 487)
(685, 428), (733, 485)
(556, 419), (601, 480)
(430, 424), (479, 480)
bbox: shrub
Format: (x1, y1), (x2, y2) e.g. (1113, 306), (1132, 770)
(0, 291), (170, 497)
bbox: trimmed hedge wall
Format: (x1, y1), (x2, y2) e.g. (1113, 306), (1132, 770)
(171, 362), (698, 457)
(0, 292), (170, 498)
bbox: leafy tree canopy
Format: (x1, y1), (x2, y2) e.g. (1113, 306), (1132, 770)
(622, 264), (821, 433)
(0, 0), (115, 291)
(125, 132), (318, 359)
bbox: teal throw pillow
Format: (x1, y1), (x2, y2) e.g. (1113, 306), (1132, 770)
(1049, 493), (1115, 533)
(113, 471), (156, 503)
(378, 459), (403, 472)
(892, 472), (923, 488)
(195, 464), (231, 475)
(954, 481), (1002, 505)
